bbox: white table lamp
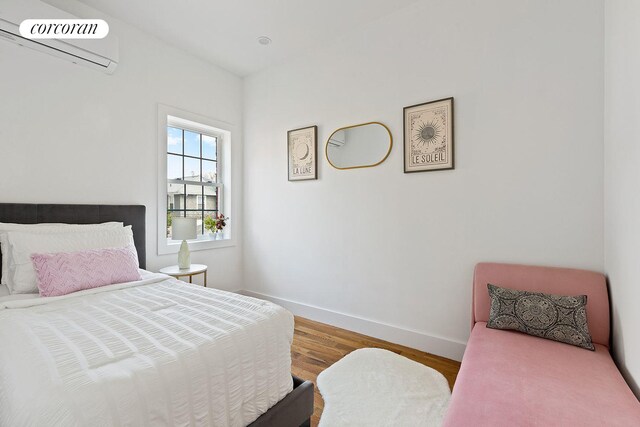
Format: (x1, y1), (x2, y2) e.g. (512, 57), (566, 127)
(172, 217), (197, 269)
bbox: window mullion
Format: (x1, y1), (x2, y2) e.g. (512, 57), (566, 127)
(168, 179), (219, 188)
(181, 129), (186, 219)
(200, 133), (204, 234)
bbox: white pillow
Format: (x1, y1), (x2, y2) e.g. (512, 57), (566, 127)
(6, 225), (134, 294)
(0, 222), (123, 287)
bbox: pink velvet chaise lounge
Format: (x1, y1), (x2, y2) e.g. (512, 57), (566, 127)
(442, 262), (640, 426)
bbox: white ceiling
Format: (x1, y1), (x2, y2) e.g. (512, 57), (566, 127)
(74, 0), (420, 76)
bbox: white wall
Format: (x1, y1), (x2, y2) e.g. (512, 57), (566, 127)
(604, 0), (640, 398)
(243, 0), (604, 360)
(0, 1), (244, 290)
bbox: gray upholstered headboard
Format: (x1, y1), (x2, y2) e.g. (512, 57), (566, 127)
(0, 204), (146, 278)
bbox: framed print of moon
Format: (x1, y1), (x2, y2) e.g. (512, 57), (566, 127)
(287, 125), (318, 181)
(403, 97), (454, 173)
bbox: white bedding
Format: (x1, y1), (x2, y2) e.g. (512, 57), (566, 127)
(0, 273), (294, 427)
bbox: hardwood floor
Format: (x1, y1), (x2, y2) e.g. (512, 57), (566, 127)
(290, 316), (461, 427)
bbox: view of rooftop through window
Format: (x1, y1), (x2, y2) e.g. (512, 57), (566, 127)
(166, 126), (220, 239)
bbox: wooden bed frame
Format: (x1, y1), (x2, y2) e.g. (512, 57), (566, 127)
(0, 203), (314, 427)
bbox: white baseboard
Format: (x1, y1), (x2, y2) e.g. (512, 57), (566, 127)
(239, 290), (466, 361)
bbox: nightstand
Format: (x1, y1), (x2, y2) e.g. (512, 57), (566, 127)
(159, 264), (208, 287)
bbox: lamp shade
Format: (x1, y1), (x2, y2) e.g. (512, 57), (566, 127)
(172, 217), (197, 240)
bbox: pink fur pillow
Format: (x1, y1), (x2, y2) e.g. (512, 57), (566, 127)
(31, 246), (142, 297)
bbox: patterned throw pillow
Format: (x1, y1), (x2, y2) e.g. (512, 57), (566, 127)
(486, 284), (595, 350)
(31, 245), (141, 297)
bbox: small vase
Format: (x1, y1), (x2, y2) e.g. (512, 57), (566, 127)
(208, 231), (223, 240)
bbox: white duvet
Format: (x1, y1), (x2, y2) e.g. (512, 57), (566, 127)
(0, 273), (294, 427)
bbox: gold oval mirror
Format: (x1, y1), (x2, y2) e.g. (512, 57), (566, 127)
(326, 122), (392, 170)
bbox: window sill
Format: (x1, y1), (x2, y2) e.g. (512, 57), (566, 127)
(158, 236), (235, 255)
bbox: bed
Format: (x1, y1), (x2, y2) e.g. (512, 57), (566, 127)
(0, 203), (314, 427)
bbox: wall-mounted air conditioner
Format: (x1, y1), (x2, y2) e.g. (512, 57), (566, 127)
(328, 131), (346, 148)
(0, 0), (118, 74)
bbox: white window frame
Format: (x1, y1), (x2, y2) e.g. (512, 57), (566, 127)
(157, 104), (234, 255)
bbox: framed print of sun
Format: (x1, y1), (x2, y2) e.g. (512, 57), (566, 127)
(403, 97), (454, 173)
(287, 125), (318, 181)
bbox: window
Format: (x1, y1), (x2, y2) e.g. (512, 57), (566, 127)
(157, 105), (233, 255)
(166, 125), (220, 239)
